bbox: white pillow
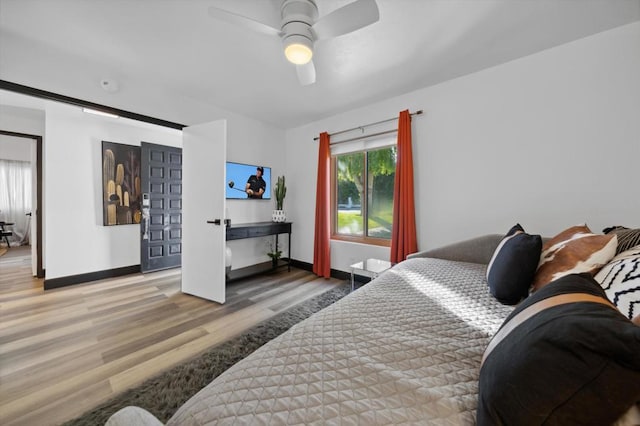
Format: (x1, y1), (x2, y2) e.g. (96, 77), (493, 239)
(594, 245), (640, 320)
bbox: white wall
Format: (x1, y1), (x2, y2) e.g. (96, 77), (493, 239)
(224, 116), (287, 269)
(0, 94), (286, 279)
(44, 102), (182, 279)
(1, 83), (286, 279)
(6, 21), (637, 279)
(0, 135), (32, 161)
(285, 22), (640, 272)
(0, 104), (45, 136)
(1, 30), (289, 271)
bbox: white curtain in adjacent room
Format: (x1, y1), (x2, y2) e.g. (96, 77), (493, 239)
(0, 159), (32, 245)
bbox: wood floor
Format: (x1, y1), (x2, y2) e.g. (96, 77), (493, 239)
(0, 253), (342, 425)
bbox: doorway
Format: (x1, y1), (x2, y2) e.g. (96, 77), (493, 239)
(0, 130), (44, 278)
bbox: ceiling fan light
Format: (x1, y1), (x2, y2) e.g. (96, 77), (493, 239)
(285, 44), (313, 64)
(283, 35), (313, 65)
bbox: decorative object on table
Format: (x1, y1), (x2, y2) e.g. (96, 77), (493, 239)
(272, 175), (287, 222)
(102, 141), (141, 226)
(266, 241), (282, 268)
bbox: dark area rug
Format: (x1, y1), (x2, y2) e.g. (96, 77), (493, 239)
(64, 282), (350, 426)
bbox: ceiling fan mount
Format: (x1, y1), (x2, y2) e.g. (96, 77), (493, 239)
(280, 0), (318, 65)
(208, 0), (379, 85)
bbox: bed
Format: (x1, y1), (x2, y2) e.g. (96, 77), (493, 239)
(107, 235), (515, 425)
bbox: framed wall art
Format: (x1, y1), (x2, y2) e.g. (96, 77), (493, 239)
(102, 141), (142, 226)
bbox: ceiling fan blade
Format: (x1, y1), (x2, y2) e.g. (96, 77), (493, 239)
(296, 61), (316, 86)
(312, 0), (379, 40)
(207, 6), (281, 37)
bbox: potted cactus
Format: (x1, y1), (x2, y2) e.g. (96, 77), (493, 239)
(272, 175), (287, 222)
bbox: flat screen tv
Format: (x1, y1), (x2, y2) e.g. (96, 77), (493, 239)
(225, 161), (271, 200)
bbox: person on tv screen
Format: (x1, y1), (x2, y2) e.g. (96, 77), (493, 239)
(245, 166), (266, 199)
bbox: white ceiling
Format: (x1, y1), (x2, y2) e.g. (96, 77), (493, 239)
(1, 0), (639, 128)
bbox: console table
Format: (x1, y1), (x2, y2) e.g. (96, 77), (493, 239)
(225, 221), (292, 272)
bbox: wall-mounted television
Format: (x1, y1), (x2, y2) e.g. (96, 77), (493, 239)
(225, 161), (271, 200)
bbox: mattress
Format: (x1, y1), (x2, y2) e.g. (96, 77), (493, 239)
(167, 258), (514, 425)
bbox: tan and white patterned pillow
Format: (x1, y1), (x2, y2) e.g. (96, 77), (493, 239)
(532, 225), (617, 291)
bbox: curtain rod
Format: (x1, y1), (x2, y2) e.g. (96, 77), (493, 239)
(330, 129), (397, 145)
(313, 109), (423, 141)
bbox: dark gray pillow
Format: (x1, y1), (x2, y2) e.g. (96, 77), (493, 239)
(477, 273), (640, 425)
(486, 224), (542, 305)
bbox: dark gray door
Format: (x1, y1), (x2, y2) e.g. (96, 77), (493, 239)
(140, 142), (182, 272)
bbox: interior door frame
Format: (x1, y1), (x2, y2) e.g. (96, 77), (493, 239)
(0, 129), (44, 278)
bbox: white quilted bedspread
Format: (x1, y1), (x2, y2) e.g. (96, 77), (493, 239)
(167, 258), (514, 425)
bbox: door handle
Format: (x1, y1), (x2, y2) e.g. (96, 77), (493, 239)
(142, 208), (150, 240)
(207, 219), (222, 225)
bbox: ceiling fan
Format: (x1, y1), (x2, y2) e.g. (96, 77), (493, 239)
(207, 0), (380, 86)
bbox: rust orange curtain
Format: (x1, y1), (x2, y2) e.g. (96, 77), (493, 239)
(313, 132), (331, 278)
(391, 110), (417, 263)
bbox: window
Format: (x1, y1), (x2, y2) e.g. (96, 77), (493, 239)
(331, 145), (396, 246)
